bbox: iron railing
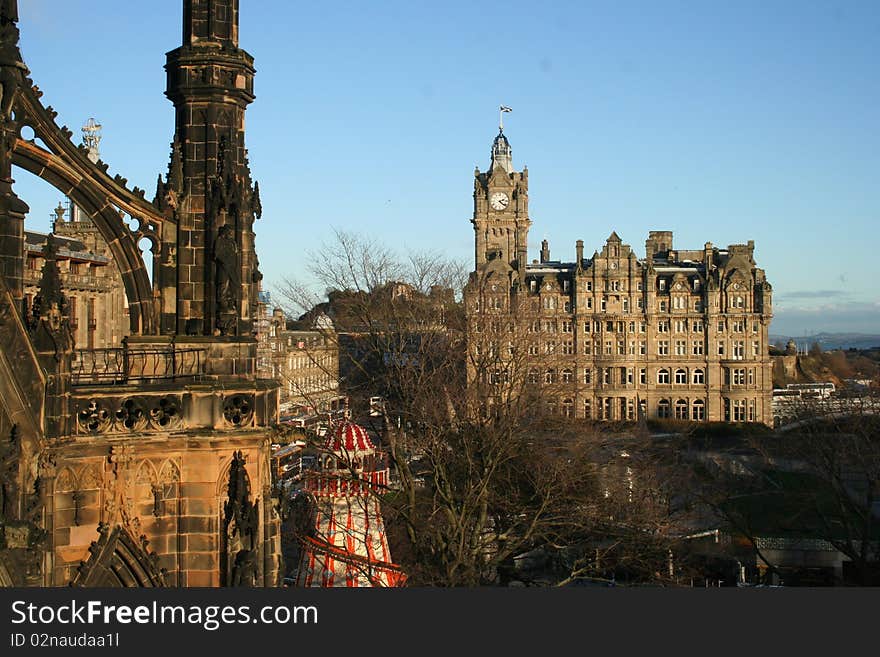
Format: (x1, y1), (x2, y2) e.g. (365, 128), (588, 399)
(72, 346), (206, 385)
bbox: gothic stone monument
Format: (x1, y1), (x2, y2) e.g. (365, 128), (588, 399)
(0, 0), (281, 587)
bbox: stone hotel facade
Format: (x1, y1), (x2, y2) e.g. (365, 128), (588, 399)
(464, 130), (773, 424)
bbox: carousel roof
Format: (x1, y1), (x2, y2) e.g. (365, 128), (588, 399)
(325, 422), (375, 456)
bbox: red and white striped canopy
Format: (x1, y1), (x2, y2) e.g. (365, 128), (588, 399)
(325, 422), (375, 456)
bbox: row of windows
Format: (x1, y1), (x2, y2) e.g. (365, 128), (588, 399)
(526, 366), (707, 386)
(516, 338), (761, 358)
(546, 397), (709, 421)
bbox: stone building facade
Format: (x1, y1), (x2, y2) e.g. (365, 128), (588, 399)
(261, 308), (345, 418)
(464, 130), (774, 424)
(0, 1), (282, 587)
(24, 205), (129, 350)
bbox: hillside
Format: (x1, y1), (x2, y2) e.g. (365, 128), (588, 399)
(771, 346), (879, 389)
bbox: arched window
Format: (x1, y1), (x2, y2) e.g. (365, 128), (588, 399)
(693, 369), (705, 385)
(657, 399), (671, 418)
(657, 369), (670, 384)
(583, 368), (593, 384)
(561, 368), (573, 383)
(674, 369), (687, 385)
(692, 399), (705, 421)
(675, 399), (689, 419)
(527, 368), (539, 384)
(562, 399), (574, 418)
(545, 369), (556, 385)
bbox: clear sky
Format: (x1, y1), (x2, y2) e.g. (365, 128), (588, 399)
(14, 0), (880, 337)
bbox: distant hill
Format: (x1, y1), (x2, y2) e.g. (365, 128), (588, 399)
(770, 332), (880, 351)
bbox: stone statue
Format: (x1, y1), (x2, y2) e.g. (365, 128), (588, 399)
(214, 224), (239, 333)
(231, 548), (257, 587)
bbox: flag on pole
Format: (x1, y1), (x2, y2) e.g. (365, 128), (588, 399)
(500, 105), (512, 113)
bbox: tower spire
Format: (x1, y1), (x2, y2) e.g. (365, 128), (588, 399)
(165, 0), (258, 336)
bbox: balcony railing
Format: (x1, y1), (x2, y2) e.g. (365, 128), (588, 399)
(72, 345), (207, 385)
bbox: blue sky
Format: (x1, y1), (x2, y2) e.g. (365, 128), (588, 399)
(14, 1), (880, 337)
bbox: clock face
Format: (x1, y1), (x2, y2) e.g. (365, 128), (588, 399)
(490, 192), (509, 210)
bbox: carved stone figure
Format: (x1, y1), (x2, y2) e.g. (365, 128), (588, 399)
(214, 224), (239, 331)
(231, 548), (257, 587)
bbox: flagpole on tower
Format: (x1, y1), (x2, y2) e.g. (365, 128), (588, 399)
(499, 105), (512, 132)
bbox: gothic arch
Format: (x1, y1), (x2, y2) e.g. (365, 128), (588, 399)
(55, 466), (77, 492)
(134, 460), (158, 486)
(10, 78), (170, 335)
(158, 459), (180, 485)
(70, 524), (165, 587)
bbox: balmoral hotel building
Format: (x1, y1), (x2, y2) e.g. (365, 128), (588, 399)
(463, 130), (773, 424)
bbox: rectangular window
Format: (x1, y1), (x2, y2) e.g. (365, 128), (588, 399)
(748, 368), (754, 385)
(627, 368), (634, 385)
(622, 298), (629, 313)
(692, 340), (704, 356)
(586, 298), (593, 310)
(586, 281), (593, 291)
(584, 369), (592, 384)
(675, 340), (686, 356)
(629, 340), (636, 355)
(605, 340), (612, 355)
(583, 341), (592, 355)
(692, 319), (704, 332)
(659, 300), (668, 312)
(753, 340), (761, 357)
(639, 340), (647, 355)
(733, 340), (745, 360)
(675, 320), (687, 333)
(607, 321), (615, 332)
(617, 340), (625, 355)
(562, 320), (573, 333)
(718, 341), (725, 356)
(528, 343), (538, 356)
(658, 340), (669, 356)
(733, 319), (745, 333)
(603, 368), (611, 385)
(658, 320), (670, 333)
(637, 298), (644, 310)
(563, 341), (574, 355)
(584, 398), (592, 419)
(639, 368), (647, 384)
(601, 298), (607, 312)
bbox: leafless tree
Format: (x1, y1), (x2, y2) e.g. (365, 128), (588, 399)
(275, 230), (712, 586)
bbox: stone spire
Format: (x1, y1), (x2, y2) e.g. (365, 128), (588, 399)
(164, 0), (259, 336)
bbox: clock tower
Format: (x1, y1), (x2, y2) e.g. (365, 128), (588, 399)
(471, 129), (530, 273)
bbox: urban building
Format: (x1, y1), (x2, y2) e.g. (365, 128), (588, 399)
(261, 307), (346, 418)
(463, 129), (774, 424)
(24, 204), (129, 350)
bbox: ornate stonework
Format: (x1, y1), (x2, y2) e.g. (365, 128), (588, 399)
(465, 130), (774, 425)
(0, 1), (281, 587)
